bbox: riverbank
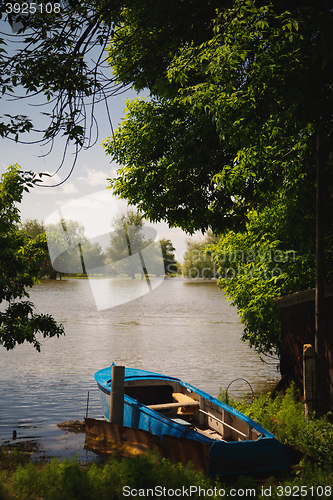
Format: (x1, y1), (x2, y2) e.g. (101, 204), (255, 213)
(1, 386), (333, 499)
(0, 448), (250, 500)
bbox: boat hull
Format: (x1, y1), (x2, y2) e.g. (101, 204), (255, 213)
(95, 366), (290, 476)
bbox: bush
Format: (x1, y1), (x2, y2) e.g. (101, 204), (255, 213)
(220, 383), (333, 468)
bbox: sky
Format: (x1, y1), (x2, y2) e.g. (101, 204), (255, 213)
(0, 19), (201, 263)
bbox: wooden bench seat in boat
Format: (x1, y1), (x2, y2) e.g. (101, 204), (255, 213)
(172, 392), (200, 415)
(147, 393), (199, 414)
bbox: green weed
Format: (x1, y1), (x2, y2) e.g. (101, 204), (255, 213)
(219, 383), (333, 469)
(4, 452), (225, 500)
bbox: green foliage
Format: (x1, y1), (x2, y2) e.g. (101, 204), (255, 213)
(7, 453), (225, 500)
(3, 435), (333, 499)
(0, 474), (9, 500)
(0, 165), (64, 350)
(182, 230), (219, 279)
(106, 209), (166, 278)
(11, 457), (91, 500)
(81, 241), (106, 276)
(105, 1), (333, 235)
(220, 384), (333, 470)
(46, 219), (105, 275)
(169, 0), (333, 165)
(20, 219), (44, 239)
(107, 209), (150, 278)
(104, 97), (236, 233)
(211, 196), (330, 355)
(160, 238), (177, 275)
(20, 219), (57, 279)
(103, 0), (333, 359)
(107, 0), (220, 97)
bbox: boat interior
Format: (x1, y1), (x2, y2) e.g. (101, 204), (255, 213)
(124, 378), (262, 442)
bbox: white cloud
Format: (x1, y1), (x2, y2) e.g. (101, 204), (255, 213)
(54, 198), (77, 207)
(70, 199), (105, 210)
(61, 183), (79, 194)
(46, 190), (120, 238)
(77, 167), (108, 187)
(34, 173), (78, 195)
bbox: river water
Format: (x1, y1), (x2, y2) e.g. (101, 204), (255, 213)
(0, 278), (279, 460)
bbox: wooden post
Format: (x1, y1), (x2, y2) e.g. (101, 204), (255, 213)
(86, 391), (90, 419)
(110, 365), (125, 425)
(303, 344), (316, 418)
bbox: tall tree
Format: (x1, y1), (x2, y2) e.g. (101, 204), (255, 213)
(182, 231), (219, 279)
(0, 165), (64, 350)
(80, 241), (106, 276)
(46, 219), (105, 275)
(104, 0), (333, 374)
(160, 238), (177, 275)
(20, 219), (44, 239)
(107, 209), (153, 278)
(105, 1), (333, 233)
(166, 0), (333, 413)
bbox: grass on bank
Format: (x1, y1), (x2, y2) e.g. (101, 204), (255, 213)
(1, 385), (333, 499)
(219, 383), (333, 469)
(2, 451), (226, 500)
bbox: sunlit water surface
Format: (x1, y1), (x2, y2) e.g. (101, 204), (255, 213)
(0, 278), (279, 460)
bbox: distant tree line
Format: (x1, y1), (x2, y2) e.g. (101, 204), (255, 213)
(20, 211), (178, 279)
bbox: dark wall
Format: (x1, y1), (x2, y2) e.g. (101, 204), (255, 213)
(280, 296), (333, 406)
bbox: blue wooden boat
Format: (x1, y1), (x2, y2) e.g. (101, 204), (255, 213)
(94, 365), (290, 476)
